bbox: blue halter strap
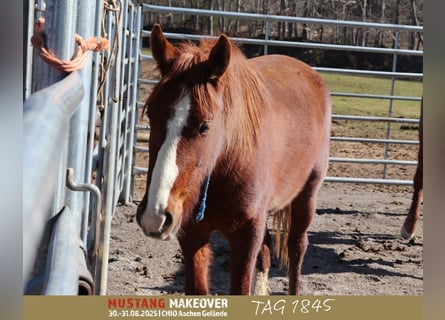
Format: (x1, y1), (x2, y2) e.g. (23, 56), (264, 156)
(195, 175), (210, 223)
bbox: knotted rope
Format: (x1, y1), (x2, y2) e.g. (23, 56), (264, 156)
(31, 17), (109, 73)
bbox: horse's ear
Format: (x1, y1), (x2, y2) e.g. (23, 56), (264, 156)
(208, 34), (231, 80)
(150, 24), (178, 75)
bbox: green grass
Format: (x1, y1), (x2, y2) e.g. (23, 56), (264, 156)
(141, 48), (151, 55)
(320, 73), (423, 119)
(319, 73), (422, 140)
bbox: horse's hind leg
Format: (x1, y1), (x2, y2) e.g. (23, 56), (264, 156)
(401, 152), (423, 239)
(287, 170), (325, 295)
(252, 228), (272, 295)
(402, 105), (423, 240)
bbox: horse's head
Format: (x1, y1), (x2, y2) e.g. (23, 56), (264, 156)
(136, 24), (232, 240)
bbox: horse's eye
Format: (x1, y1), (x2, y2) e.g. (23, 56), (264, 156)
(198, 122), (210, 135)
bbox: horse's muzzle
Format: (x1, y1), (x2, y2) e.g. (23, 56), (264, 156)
(147, 212), (174, 240)
(136, 203), (176, 240)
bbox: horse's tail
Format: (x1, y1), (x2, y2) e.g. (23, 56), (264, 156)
(272, 205), (291, 267)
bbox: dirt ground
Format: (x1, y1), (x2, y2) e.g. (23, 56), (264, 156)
(106, 182), (423, 296)
(106, 60), (422, 296)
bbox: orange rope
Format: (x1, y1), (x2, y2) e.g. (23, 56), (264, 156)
(31, 17), (109, 73)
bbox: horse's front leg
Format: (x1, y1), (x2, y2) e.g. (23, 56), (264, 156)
(178, 228), (212, 295)
(228, 217), (266, 295)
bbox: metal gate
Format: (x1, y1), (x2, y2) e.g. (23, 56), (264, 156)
(23, 0), (141, 295)
(133, 4), (423, 188)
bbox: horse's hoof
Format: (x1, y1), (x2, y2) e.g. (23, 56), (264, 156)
(401, 226), (414, 240)
(252, 269), (270, 296)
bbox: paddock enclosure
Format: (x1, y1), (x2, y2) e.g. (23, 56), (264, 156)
(24, 1), (422, 295)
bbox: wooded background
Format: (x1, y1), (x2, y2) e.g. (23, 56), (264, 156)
(139, 0), (423, 50)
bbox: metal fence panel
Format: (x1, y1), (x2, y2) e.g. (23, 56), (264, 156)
(24, 0), (140, 295)
(23, 71), (83, 285)
(133, 4), (422, 187)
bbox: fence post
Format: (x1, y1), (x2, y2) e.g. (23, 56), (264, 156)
(32, 0), (79, 217)
(62, 0), (94, 248)
(383, 30), (400, 179)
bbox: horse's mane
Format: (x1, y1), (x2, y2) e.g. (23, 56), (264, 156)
(186, 39), (268, 163)
(215, 41), (267, 159)
(147, 37), (269, 167)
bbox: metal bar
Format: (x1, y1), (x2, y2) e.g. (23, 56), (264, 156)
(330, 137), (419, 145)
(125, 4), (142, 203)
(96, 0), (126, 295)
(93, 4), (116, 296)
(136, 125), (150, 130)
(133, 146), (149, 152)
(330, 92), (422, 101)
(32, 0), (78, 91)
(95, 8), (114, 194)
(133, 166), (148, 175)
(383, 31), (400, 178)
(140, 54), (154, 61)
(329, 157), (417, 166)
(332, 114), (419, 124)
(66, 0), (96, 245)
(233, 36), (422, 56)
(121, 2), (137, 203)
(123, 4), (142, 203)
(41, 206), (79, 295)
(24, 0), (35, 99)
(138, 78), (158, 85)
(65, 168), (102, 260)
(23, 71), (83, 284)
(83, 0), (104, 252)
(35, 0), (78, 216)
(142, 4), (423, 33)
(114, 0), (128, 200)
(264, 21), (270, 55)
(324, 176), (413, 185)
(316, 67), (423, 79)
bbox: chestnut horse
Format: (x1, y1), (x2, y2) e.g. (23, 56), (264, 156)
(401, 99), (423, 240)
(136, 24), (331, 295)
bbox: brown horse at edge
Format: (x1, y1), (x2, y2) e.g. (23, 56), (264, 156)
(401, 99), (423, 240)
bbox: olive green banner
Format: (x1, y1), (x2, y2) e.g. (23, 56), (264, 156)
(23, 296), (422, 320)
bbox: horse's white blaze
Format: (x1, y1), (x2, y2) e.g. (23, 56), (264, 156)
(141, 95), (191, 232)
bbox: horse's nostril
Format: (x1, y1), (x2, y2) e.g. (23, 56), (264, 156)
(161, 212), (173, 233)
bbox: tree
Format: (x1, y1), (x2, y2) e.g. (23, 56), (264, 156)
(409, 0), (423, 50)
(139, 0), (422, 50)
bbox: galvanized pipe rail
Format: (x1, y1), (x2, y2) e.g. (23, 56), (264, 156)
(93, 0), (141, 294)
(23, 70), (84, 294)
(24, 0), (140, 296)
(134, 4), (422, 186)
(141, 4), (423, 32)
